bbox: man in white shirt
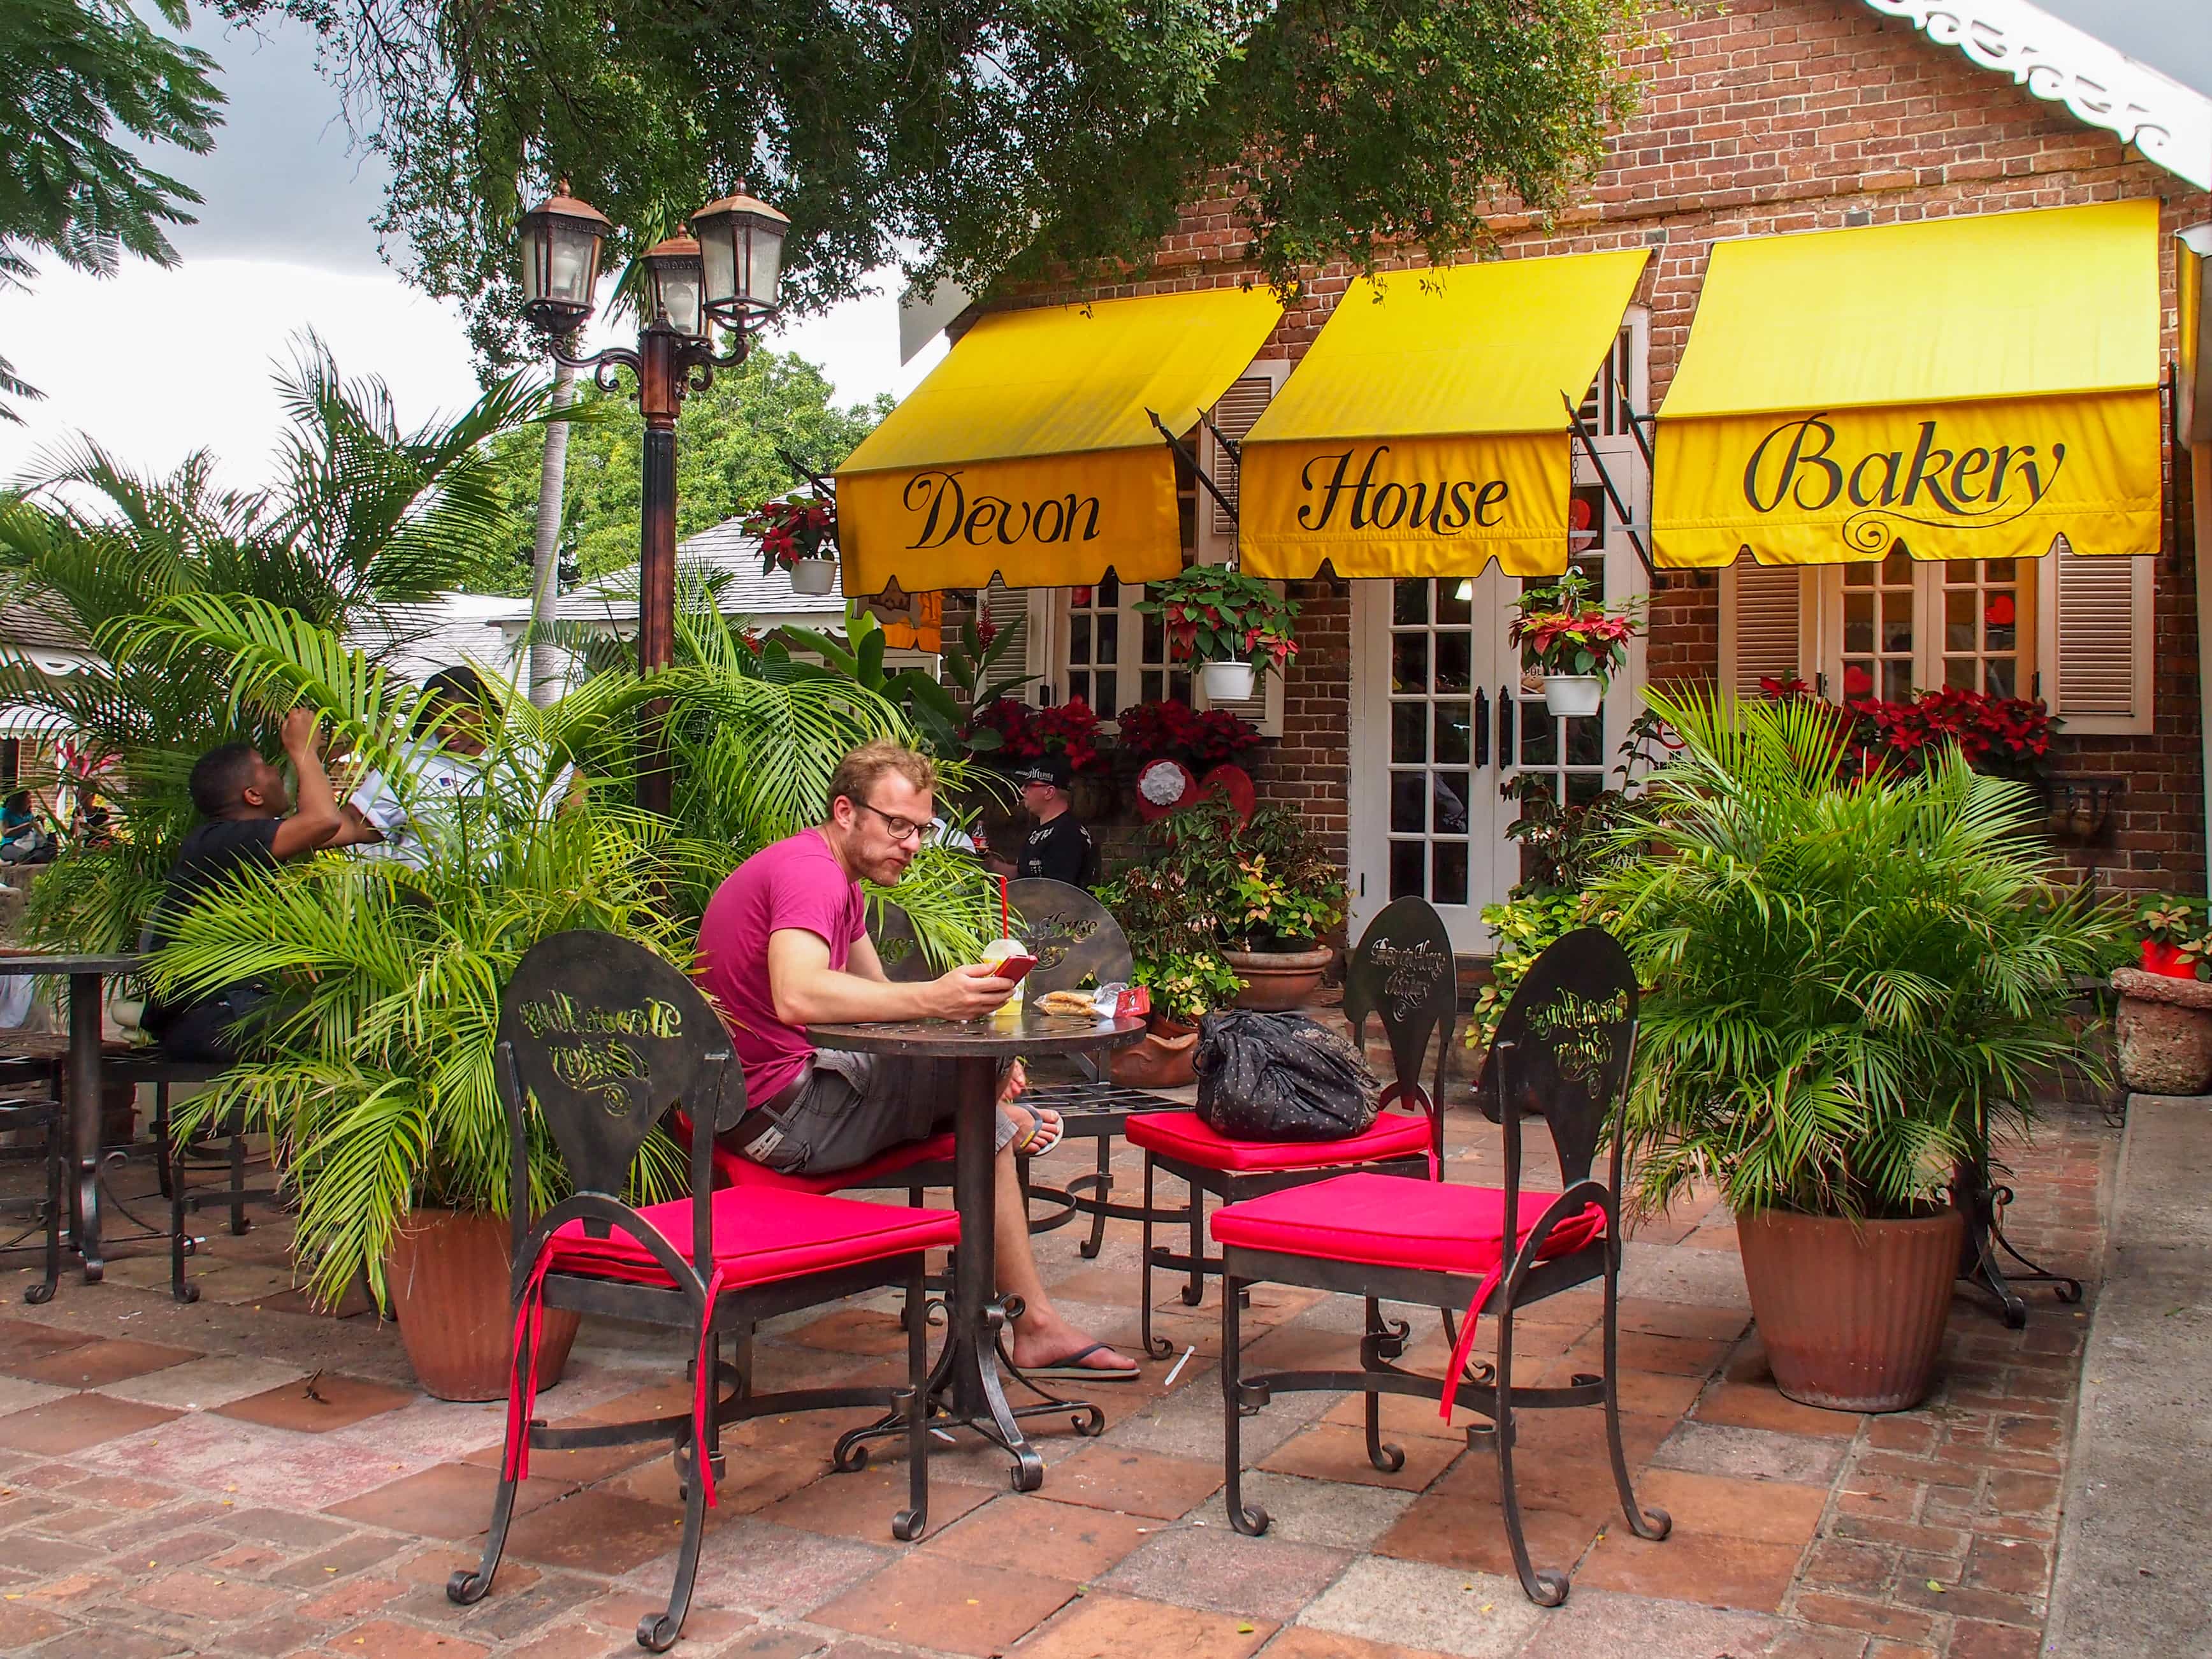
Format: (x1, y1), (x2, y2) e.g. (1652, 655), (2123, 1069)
(348, 667), (572, 867)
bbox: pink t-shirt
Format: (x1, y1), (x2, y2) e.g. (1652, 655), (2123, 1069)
(695, 830), (867, 1107)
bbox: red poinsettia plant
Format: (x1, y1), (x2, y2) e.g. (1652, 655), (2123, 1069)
(1132, 567), (1300, 676)
(964, 697), (1110, 773)
(1848, 687), (2053, 780)
(1113, 699), (1260, 767)
(1508, 568), (1644, 686)
(742, 493), (836, 575)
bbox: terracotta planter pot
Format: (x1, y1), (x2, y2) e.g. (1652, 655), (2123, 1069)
(2112, 966), (2212, 1094)
(1110, 1024), (1199, 1089)
(1736, 1206), (1964, 1412)
(1225, 946), (1334, 1011)
(384, 1208), (580, 1402)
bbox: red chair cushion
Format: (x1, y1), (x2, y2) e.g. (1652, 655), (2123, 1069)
(712, 1131), (955, 1195)
(1124, 1108), (1433, 1173)
(1209, 1171), (1605, 1277)
(548, 1185), (959, 1291)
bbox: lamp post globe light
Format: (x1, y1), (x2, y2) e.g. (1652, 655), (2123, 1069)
(516, 187), (789, 814)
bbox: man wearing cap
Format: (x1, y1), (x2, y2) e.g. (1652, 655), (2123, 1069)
(1013, 755), (1099, 888)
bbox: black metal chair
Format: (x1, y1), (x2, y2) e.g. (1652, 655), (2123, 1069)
(450, 931), (952, 1652)
(1124, 896), (1458, 1358)
(1211, 927), (1670, 1607)
(0, 1055), (65, 1303)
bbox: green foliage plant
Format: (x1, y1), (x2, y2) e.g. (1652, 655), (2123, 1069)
(0, 340), (549, 952)
(0, 0), (223, 416)
(2130, 894), (2211, 978)
(217, 0), (1652, 366)
(1101, 793), (1345, 967)
(1597, 686), (2119, 1224)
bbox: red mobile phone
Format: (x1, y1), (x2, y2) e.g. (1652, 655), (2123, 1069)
(988, 953), (1039, 985)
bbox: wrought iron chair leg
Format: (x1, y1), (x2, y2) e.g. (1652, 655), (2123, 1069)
(1363, 1298), (1405, 1474)
(27, 1105), (60, 1305)
(1182, 1175), (1207, 1306)
(1140, 1156), (1169, 1359)
(640, 1397), (711, 1651)
(893, 1261), (929, 1541)
(1492, 1309), (1569, 1607)
(227, 1130), (249, 1235)
(170, 1117), (196, 1303)
(1078, 1138), (1111, 1259)
(1601, 1254), (1670, 1542)
(1222, 1272), (1268, 1535)
(153, 1083), (174, 1201)
(447, 1338), (529, 1609)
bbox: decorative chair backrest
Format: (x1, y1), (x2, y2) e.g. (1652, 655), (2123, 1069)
(1342, 896), (1457, 1114)
(1004, 878), (1134, 994)
(869, 902), (937, 984)
(1482, 927), (1639, 1190)
(498, 932), (735, 1201)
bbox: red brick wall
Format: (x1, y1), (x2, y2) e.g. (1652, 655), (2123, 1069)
(994, 0), (2212, 894)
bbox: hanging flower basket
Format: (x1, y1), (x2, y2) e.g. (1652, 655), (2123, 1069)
(1508, 569), (1642, 719)
(1542, 674), (1603, 718)
(1133, 567), (1299, 689)
(1201, 660), (1255, 703)
(744, 493), (840, 593)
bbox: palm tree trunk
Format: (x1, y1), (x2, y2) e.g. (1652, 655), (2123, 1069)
(527, 360), (579, 706)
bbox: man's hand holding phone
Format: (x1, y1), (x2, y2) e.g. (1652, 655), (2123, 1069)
(929, 963), (1020, 1020)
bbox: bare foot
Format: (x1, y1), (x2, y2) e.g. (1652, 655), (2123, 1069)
(1011, 1312), (1139, 1376)
(1003, 1100), (1063, 1156)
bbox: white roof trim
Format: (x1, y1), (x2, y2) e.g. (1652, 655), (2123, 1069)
(1865, 0), (2212, 191)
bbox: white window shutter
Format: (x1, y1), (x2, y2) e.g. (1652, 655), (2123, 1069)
(2038, 539), (2153, 735)
(1719, 552), (1811, 698)
(1192, 358), (1289, 734)
(979, 578), (1055, 706)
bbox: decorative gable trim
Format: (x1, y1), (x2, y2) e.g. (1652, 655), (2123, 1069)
(1865, 0), (2212, 191)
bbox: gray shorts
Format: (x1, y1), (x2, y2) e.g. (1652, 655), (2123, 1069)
(729, 1050), (1020, 1177)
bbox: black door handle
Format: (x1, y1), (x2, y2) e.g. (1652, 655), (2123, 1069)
(1498, 685), (1514, 767)
(1472, 689), (1489, 769)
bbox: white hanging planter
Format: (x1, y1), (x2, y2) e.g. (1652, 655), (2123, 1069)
(1542, 674), (1605, 718)
(1201, 660), (1257, 703)
(788, 558), (838, 595)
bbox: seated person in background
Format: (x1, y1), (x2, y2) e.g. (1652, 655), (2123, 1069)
(347, 665), (572, 865)
(1014, 755), (1099, 888)
(695, 739), (1138, 1381)
(0, 790), (49, 864)
(144, 709), (372, 1061)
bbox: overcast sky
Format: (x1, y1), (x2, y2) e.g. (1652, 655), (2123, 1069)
(0, 1), (2202, 494)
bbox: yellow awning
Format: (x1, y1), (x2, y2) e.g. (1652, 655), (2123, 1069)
(1654, 201), (2163, 567)
(1238, 249), (1651, 579)
(835, 289), (1284, 595)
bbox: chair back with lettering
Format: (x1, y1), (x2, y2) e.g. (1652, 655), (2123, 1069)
(1343, 897), (1457, 1115)
(1480, 927), (1639, 1205)
(1005, 879), (1133, 992)
(498, 932), (738, 1272)
(869, 902), (937, 983)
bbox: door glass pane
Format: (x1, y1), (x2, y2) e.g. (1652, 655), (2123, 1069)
(1566, 770), (1605, 807)
(1566, 716), (1603, 767)
(1069, 614), (1091, 663)
(1520, 707), (1557, 768)
(1094, 670), (1117, 711)
(1883, 660), (1912, 702)
(1432, 772), (1470, 834)
(1434, 704), (1471, 765)
(1946, 590), (1974, 651)
(1431, 843), (1470, 906)
(1392, 635), (1428, 693)
(1434, 633), (1470, 693)
(1436, 580), (1472, 626)
(1391, 772), (1425, 833)
(1986, 658), (2016, 698)
(1096, 614), (1118, 664)
(1394, 581), (1429, 626)
(1944, 657), (1974, 690)
(1389, 839), (1424, 900)
(1844, 592), (1875, 654)
(1392, 703), (1426, 762)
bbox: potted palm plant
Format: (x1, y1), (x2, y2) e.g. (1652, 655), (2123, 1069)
(1508, 569), (1642, 717)
(140, 597), (988, 1400)
(1132, 566), (1299, 704)
(746, 492), (839, 594)
(1601, 687), (2115, 1412)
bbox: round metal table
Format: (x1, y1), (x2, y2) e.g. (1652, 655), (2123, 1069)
(0, 953), (143, 1282)
(807, 1010), (1145, 1489)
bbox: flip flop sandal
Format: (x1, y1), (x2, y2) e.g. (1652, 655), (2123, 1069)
(1020, 1342), (1139, 1383)
(1012, 1107), (1064, 1157)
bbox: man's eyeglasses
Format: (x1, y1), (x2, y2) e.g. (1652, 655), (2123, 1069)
(853, 799), (927, 844)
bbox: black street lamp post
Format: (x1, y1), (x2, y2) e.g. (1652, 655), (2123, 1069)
(517, 188), (789, 815)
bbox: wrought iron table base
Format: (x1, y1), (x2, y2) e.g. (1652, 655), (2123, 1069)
(1954, 1163), (2082, 1329)
(834, 1287), (1104, 1489)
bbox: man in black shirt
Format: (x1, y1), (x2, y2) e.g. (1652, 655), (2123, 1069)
(145, 709), (366, 1061)
(1013, 755), (1099, 888)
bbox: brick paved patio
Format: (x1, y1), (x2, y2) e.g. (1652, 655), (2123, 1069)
(0, 1089), (2114, 1659)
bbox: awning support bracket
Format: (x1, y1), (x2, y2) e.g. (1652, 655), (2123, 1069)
(1148, 408), (1238, 526)
(1562, 392), (1658, 584)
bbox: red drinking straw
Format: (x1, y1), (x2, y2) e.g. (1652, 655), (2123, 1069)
(1000, 875), (1009, 939)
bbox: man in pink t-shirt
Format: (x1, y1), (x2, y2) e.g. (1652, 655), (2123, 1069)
(695, 741), (1137, 1382)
